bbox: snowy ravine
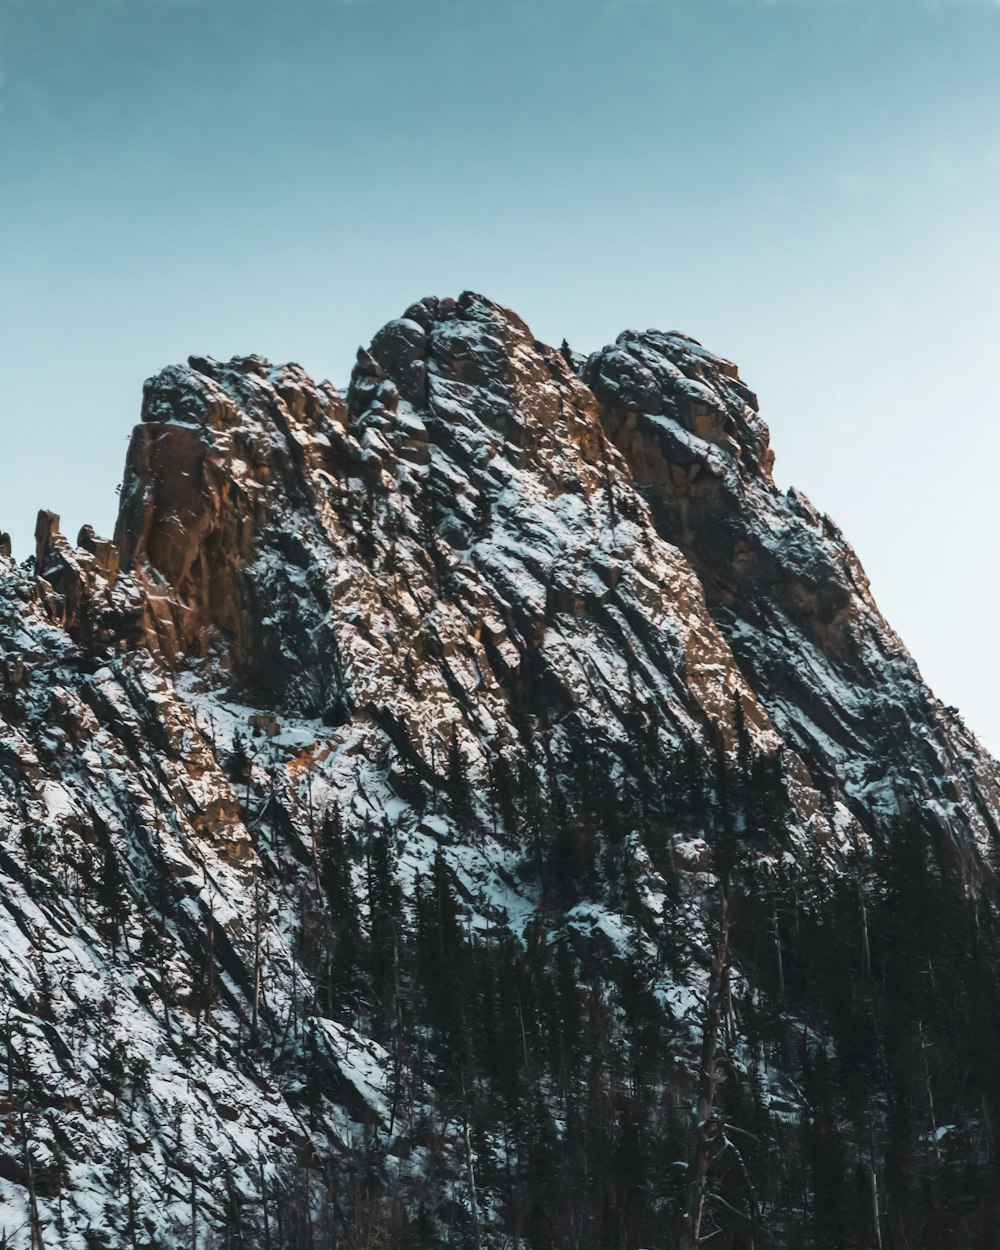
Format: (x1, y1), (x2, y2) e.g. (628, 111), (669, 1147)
(2, 292), (999, 1249)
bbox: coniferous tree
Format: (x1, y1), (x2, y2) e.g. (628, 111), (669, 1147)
(317, 805), (362, 1015)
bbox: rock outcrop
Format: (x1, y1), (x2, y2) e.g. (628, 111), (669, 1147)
(0, 292), (997, 1249)
(586, 329), (1000, 863)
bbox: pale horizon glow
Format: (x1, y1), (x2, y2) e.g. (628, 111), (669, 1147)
(2, 0), (1000, 750)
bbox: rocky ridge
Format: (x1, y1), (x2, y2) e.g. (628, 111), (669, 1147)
(1, 292), (997, 1249)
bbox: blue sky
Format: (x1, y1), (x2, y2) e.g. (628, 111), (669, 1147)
(3, 0), (1000, 747)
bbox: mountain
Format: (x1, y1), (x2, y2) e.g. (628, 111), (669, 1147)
(2, 291), (999, 1250)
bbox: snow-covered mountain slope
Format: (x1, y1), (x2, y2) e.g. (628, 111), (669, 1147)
(2, 292), (998, 1249)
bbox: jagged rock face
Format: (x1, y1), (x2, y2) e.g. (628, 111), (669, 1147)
(0, 292), (998, 1249)
(586, 330), (1000, 866)
(115, 354), (350, 710)
(115, 294), (792, 788)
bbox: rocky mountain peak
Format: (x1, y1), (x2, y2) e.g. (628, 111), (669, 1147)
(585, 326), (773, 482)
(1, 295), (999, 1249)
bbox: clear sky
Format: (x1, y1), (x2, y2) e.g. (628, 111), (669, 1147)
(3, 0), (1000, 748)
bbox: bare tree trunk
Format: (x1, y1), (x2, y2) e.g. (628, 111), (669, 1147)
(18, 1107), (45, 1250)
(919, 1020), (942, 1168)
(504, 1122), (521, 1250)
(126, 1152), (138, 1250)
(306, 774), (317, 875)
(191, 1173), (198, 1250)
(461, 1075), (483, 1250)
(259, 1146), (273, 1250)
(680, 885), (732, 1250)
(205, 894), (216, 1030)
(252, 869), (262, 1043)
(869, 1108), (884, 1250)
(858, 875), (872, 983)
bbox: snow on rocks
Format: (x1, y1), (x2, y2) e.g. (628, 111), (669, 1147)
(0, 291), (996, 1246)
